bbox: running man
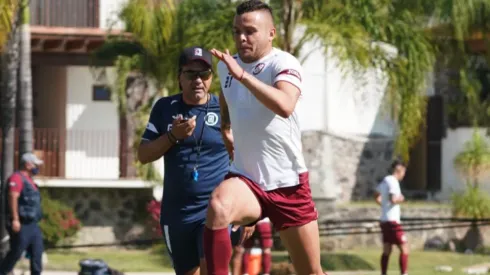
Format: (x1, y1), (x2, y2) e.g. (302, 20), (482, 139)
(203, 1), (324, 275)
(138, 46), (241, 275)
(374, 160), (409, 275)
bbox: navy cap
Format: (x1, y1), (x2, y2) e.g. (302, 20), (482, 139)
(179, 46), (213, 70)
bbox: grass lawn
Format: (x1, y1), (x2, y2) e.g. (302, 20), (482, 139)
(334, 249), (489, 275)
(16, 247), (489, 275)
(17, 247), (174, 272)
(343, 200), (451, 209)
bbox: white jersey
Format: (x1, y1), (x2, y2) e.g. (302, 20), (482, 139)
(376, 175), (402, 223)
(218, 48), (308, 191)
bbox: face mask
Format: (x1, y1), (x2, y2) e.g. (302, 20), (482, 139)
(31, 167), (40, 175)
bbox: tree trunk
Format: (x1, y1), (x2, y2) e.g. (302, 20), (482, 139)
(17, 2), (32, 158)
(121, 72), (150, 178)
(0, 17), (20, 260)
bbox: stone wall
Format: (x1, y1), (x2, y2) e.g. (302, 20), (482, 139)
(303, 130), (394, 202)
(46, 187), (154, 245)
(314, 204), (490, 251)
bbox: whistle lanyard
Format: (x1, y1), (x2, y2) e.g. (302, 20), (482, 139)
(181, 94), (210, 182)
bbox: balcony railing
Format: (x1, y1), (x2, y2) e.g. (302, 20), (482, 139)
(0, 128), (131, 179)
(30, 0), (99, 28)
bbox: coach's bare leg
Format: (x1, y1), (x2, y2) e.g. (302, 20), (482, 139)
(199, 258), (207, 275)
(183, 266), (200, 275)
(279, 220), (323, 275)
(204, 178), (262, 275)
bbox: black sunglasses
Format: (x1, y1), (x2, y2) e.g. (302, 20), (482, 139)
(182, 70), (212, 80)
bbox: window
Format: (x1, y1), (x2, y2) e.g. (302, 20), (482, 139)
(92, 85), (111, 101)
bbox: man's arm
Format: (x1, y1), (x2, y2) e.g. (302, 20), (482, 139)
(240, 73), (300, 119)
(388, 180), (404, 204)
(137, 99), (175, 164)
(374, 192), (382, 205)
(9, 191), (20, 222)
(219, 91), (234, 159)
(390, 193), (405, 204)
(138, 134), (175, 164)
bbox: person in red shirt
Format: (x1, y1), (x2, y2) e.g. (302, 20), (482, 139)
(0, 153), (44, 275)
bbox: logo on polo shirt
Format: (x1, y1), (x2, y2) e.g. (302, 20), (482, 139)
(204, 112), (219, 126)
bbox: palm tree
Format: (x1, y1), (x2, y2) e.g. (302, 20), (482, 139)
(0, 0), (20, 259)
(17, 0), (33, 159)
(94, 0), (177, 179)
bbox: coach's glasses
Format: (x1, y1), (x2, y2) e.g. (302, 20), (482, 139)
(182, 70), (212, 81)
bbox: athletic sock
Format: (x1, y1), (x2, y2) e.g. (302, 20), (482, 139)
(262, 252), (272, 274)
(204, 226), (232, 275)
(241, 250), (250, 275)
(400, 253), (408, 274)
(381, 253), (390, 275)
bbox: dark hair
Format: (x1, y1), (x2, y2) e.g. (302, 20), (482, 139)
(236, 0), (273, 17)
(389, 159), (406, 174)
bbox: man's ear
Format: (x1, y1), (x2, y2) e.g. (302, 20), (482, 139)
(269, 27), (276, 42)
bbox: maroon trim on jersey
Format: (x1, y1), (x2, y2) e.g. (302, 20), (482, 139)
(275, 69), (302, 81)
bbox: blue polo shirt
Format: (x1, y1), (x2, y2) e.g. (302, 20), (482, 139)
(142, 94), (229, 226)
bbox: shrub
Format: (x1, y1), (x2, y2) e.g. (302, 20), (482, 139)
(147, 199), (161, 238)
(39, 190), (82, 248)
(452, 186), (490, 219)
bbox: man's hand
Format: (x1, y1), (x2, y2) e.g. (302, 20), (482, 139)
(171, 115), (197, 140)
(210, 49), (244, 80)
(12, 220), (20, 233)
(232, 224), (255, 245)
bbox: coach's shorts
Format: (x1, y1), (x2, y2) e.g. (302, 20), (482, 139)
(162, 220), (239, 274)
(380, 221), (407, 245)
(225, 172), (318, 231)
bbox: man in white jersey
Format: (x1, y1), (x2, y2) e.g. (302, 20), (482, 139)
(374, 160), (409, 275)
(202, 1), (323, 275)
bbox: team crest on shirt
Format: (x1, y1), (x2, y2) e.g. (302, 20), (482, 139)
(204, 112), (219, 126)
(253, 63), (265, 75)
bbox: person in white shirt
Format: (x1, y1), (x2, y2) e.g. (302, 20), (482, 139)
(374, 160), (409, 275)
(202, 1), (323, 275)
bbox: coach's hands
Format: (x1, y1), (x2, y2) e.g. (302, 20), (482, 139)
(171, 115), (197, 140)
(210, 49), (245, 81)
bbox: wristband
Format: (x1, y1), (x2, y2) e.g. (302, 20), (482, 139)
(168, 132), (178, 144)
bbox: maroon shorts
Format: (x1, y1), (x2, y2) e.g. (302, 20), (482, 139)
(225, 172), (318, 231)
(243, 221), (273, 249)
(380, 221), (407, 245)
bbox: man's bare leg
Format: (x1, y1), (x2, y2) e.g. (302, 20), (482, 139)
(232, 246), (244, 275)
(204, 178), (262, 275)
(278, 220), (323, 275)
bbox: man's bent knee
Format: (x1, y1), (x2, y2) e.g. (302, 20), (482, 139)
(206, 191), (234, 229)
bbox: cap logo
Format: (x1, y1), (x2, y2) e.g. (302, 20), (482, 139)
(194, 48), (202, 56)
